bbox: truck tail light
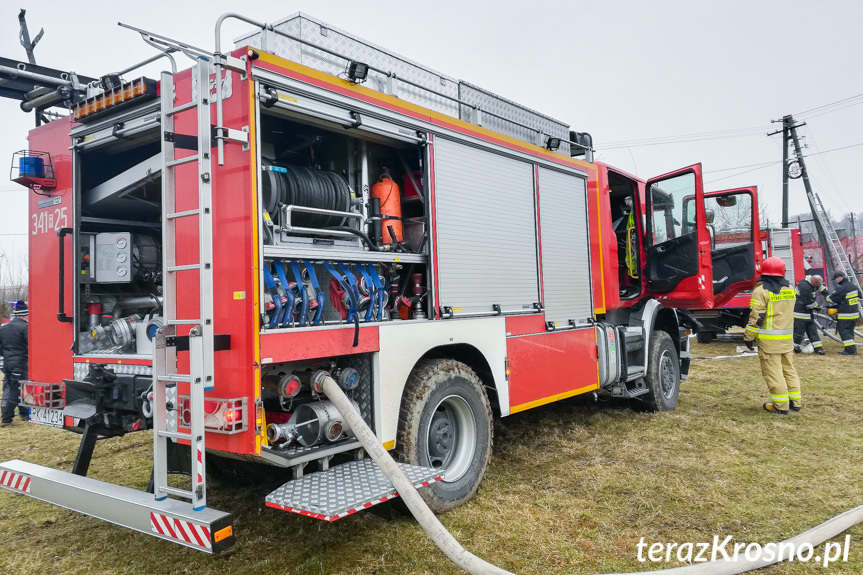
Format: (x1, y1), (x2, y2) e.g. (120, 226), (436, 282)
(20, 382), (65, 409)
(178, 396), (247, 434)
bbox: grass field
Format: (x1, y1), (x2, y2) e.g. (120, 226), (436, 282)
(1, 337), (862, 575)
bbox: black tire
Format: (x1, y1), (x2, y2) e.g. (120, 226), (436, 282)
(641, 331), (680, 412)
(395, 359), (493, 513)
(696, 330), (715, 344)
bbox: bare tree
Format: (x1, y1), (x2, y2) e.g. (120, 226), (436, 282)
(759, 200), (773, 230)
(0, 249), (29, 319)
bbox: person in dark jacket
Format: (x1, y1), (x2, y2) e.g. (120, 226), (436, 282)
(793, 275), (826, 355)
(0, 301), (29, 427)
(827, 271), (860, 356)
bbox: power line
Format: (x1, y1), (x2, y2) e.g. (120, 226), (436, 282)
(601, 125), (771, 146)
(704, 160), (778, 174)
(794, 92), (863, 117)
(704, 162), (780, 184)
(703, 140), (863, 186)
(806, 141), (863, 157)
(800, 99), (863, 121)
(599, 129), (769, 150)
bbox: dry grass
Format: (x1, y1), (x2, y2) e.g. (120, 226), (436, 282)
(1, 337), (862, 574)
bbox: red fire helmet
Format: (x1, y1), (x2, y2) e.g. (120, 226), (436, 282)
(761, 256), (786, 277)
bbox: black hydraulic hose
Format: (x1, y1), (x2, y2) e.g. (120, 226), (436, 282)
(325, 226), (381, 251)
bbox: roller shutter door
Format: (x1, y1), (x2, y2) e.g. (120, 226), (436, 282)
(537, 167), (592, 326)
(433, 138), (539, 315)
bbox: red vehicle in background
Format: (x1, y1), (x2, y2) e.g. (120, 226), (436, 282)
(692, 228), (804, 343)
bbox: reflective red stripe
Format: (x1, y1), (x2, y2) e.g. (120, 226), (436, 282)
(185, 519), (206, 547)
(150, 513), (165, 535)
(174, 518), (192, 543)
(161, 516), (177, 539)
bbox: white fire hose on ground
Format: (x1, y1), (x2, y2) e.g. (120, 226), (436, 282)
(316, 372), (863, 575)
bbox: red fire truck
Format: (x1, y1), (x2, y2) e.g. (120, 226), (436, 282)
(0, 13), (760, 552)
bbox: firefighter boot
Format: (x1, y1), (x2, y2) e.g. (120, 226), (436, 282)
(789, 400), (802, 412)
(763, 402), (789, 415)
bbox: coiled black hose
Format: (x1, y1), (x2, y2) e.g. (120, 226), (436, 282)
(263, 164), (352, 228)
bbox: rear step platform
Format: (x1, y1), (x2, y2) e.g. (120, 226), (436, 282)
(0, 459), (234, 553)
(265, 459), (442, 521)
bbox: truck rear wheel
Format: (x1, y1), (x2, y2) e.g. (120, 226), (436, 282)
(395, 359), (493, 513)
(641, 331), (680, 412)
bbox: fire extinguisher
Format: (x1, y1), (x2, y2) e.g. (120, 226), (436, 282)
(371, 167), (403, 244)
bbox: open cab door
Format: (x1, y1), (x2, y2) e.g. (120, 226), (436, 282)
(702, 186), (762, 307)
(644, 164), (713, 308)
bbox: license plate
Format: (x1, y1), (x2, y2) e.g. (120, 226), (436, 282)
(29, 407), (63, 428)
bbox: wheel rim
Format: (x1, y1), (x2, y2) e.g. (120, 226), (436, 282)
(658, 349), (677, 399)
(426, 394), (476, 482)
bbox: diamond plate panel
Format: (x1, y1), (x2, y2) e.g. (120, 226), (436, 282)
(73, 362), (153, 381)
(338, 341), (373, 426)
(265, 459), (441, 521)
(238, 13), (460, 116)
(459, 82), (571, 155)
(238, 13), (573, 152)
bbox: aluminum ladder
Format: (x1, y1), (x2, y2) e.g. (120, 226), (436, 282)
(808, 192), (863, 316)
(153, 59), (216, 510)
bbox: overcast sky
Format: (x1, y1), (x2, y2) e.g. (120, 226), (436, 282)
(2, 0), (862, 282)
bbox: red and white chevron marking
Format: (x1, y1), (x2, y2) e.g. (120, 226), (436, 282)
(150, 512), (211, 550)
(0, 469), (31, 493)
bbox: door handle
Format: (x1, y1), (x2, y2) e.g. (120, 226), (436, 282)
(57, 227), (74, 323)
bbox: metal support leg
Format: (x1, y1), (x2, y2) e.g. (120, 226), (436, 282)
(71, 424), (99, 477)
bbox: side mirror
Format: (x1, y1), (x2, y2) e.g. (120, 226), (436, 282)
(716, 195), (737, 208)
(705, 209), (715, 224)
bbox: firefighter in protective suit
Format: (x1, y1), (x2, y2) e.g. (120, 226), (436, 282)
(827, 270), (859, 355)
(743, 257), (801, 415)
(793, 275), (826, 355)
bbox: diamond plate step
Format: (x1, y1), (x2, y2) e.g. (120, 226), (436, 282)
(265, 459), (442, 521)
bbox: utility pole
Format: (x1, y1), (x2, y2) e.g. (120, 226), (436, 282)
(781, 115), (791, 228)
(772, 114), (858, 299)
(768, 115), (794, 228)
(851, 212), (859, 271)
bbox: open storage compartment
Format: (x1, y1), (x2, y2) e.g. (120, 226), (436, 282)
(71, 104), (164, 358)
(257, 103), (431, 330)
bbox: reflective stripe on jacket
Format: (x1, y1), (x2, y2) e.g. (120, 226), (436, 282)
(828, 279), (860, 320)
(744, 283), (796, 354)
(794, 279), (824, 315)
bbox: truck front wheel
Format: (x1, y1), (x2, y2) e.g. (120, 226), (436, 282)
(641, 331), (680, 412)
(395, 359), (493, 513)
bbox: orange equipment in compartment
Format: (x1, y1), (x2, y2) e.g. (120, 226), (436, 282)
(372, 168), (403, 243)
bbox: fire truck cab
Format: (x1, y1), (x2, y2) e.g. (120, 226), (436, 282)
(1, 12), (760, 552)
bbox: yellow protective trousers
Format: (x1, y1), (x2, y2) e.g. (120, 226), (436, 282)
(759, 349), (801, 410)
